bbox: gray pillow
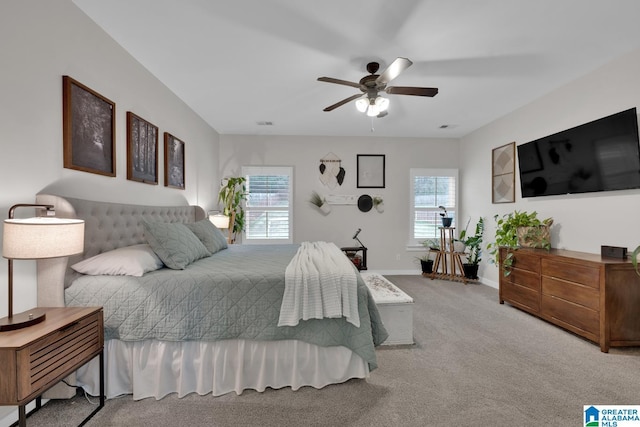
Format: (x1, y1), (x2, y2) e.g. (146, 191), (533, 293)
(143, 221), (211, 269)
(185, 219), (228, 254)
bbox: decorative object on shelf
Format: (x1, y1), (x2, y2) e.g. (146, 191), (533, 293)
(439, 205), (452, 227)
(127, 111), (158, 185)
(325, 194), (357, 205)
(164, 132), (185, 189)
(309, 191), (331, 214)
(357, 194), (373, 212)
(319, 152), (344, 189)
(373, 196), (384, 213)
(492, 142), (516, 204)
(1, 204), (84, 331)
(487, 210), (553, 276)
(218, 177), (247, 243)
(458, 217), (484, 280)
(357, 154), (385, 188)
(62, 75), (116, 177)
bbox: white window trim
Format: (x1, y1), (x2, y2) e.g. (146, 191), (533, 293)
(241, 165), (293, 244)
(408, 168), (459, 248)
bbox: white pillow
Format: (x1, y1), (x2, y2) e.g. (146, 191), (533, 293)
(71, 244), (164, 277)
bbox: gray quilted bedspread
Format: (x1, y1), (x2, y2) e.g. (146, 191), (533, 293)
(65, 244), (388, 369)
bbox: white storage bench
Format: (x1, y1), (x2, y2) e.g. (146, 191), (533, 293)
(360, 272), (414, 345)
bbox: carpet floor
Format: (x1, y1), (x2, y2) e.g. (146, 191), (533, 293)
(18, 276), (640, 426)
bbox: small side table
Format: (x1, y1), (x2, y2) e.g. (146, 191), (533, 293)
(341, 246), (368, 270)
(0, 306), (104, 427)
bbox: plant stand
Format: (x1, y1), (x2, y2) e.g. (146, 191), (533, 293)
(427, 227), (468, 284)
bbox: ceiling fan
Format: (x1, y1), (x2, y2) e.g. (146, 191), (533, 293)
(317, 57), (438, 117)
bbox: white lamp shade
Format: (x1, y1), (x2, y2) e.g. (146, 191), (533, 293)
(2, 217), (85, 259)
(209, 213), (230, 229)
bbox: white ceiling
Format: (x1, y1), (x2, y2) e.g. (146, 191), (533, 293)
(73, 0), (640, 138)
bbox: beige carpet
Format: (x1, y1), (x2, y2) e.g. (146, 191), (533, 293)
(20, 276), (640, 426)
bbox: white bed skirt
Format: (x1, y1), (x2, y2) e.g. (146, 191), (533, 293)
(76, 339), (370, 400)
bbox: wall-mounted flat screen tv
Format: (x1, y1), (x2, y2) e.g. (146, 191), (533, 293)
(517, 108), (640, 197)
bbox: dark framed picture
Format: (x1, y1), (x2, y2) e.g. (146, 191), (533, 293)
(127, 112), (158, 185)
(164, 132), (185, 189)
(492, 142), (516, 203)
(357, 154), (385, 188)
(62, 76), (116, 176)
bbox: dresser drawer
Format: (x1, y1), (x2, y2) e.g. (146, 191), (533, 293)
(542, 258), (600, 289)
(510, 252), (541, 274)
(541, 294), (599, 338)
(541, 276), (599, 311)
(505, 267), (540, 292)
(502, 281), (539, 313)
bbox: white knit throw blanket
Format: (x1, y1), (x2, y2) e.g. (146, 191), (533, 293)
(278, 241), (360, 327)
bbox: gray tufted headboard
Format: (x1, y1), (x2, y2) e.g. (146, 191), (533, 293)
(35, 194), (206, 307)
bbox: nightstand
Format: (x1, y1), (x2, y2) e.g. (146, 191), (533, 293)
(0, 307), (104, 427)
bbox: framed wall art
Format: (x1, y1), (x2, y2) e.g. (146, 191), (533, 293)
(164, 132), (185, 189)
(127, 112), (158, 185)
(357, 154), (385, 188)
(62, 76), (116, 176)
(492, 142), (516, 203)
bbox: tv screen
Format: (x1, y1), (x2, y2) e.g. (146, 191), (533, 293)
(517, 108), (640, 197)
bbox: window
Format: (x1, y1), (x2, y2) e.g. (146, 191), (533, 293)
(242, 166), (293, 244)
(409, 168), (458, 246)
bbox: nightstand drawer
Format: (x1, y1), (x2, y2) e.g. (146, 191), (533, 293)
(0, 307), (103, 405)
(24, 312), (101, 400)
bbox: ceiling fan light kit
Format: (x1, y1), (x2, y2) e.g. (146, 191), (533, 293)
(355, 96), (389, 117)
(318, 57), (438, 117)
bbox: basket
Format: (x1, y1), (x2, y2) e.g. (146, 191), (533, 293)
(517, 225), (551, 248)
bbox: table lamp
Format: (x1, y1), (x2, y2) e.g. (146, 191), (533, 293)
(208, 211), (230, 229)
(1, 203), (84, 332)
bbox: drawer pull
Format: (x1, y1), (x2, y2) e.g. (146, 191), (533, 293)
(60, 321), (80, 333)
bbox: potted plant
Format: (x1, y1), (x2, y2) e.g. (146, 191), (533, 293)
(309, 191), (331, 214)
(487, 210), (553, 276)
(373, 196), (384, 213)
(417, 238), (439, 274)
(458, 217), (484, 279)
(439, 205), (452, 227)
(633, 245), (640, 276)
(218, 177), (247, 242)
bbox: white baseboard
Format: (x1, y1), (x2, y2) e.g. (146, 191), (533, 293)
(366, 269), (497, 289)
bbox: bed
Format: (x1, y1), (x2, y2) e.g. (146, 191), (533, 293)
(35, 194), (388, 400)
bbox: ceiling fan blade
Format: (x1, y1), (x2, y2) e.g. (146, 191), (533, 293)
(323, 93), (364, 112)
(317, 77), (361, 89)
(386, 86), (439, 97)
(376, 57), (412, 85)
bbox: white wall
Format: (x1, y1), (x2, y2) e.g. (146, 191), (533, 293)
(220, 134), (460, 272)
(0, 1), (219, 318)
(460, 47), (640, 288)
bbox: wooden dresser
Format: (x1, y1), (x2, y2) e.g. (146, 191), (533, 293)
(0, 307), (103, 426)
(499, 247), (640, 352)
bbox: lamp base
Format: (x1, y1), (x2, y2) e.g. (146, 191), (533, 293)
(0, 307), (47, 332)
